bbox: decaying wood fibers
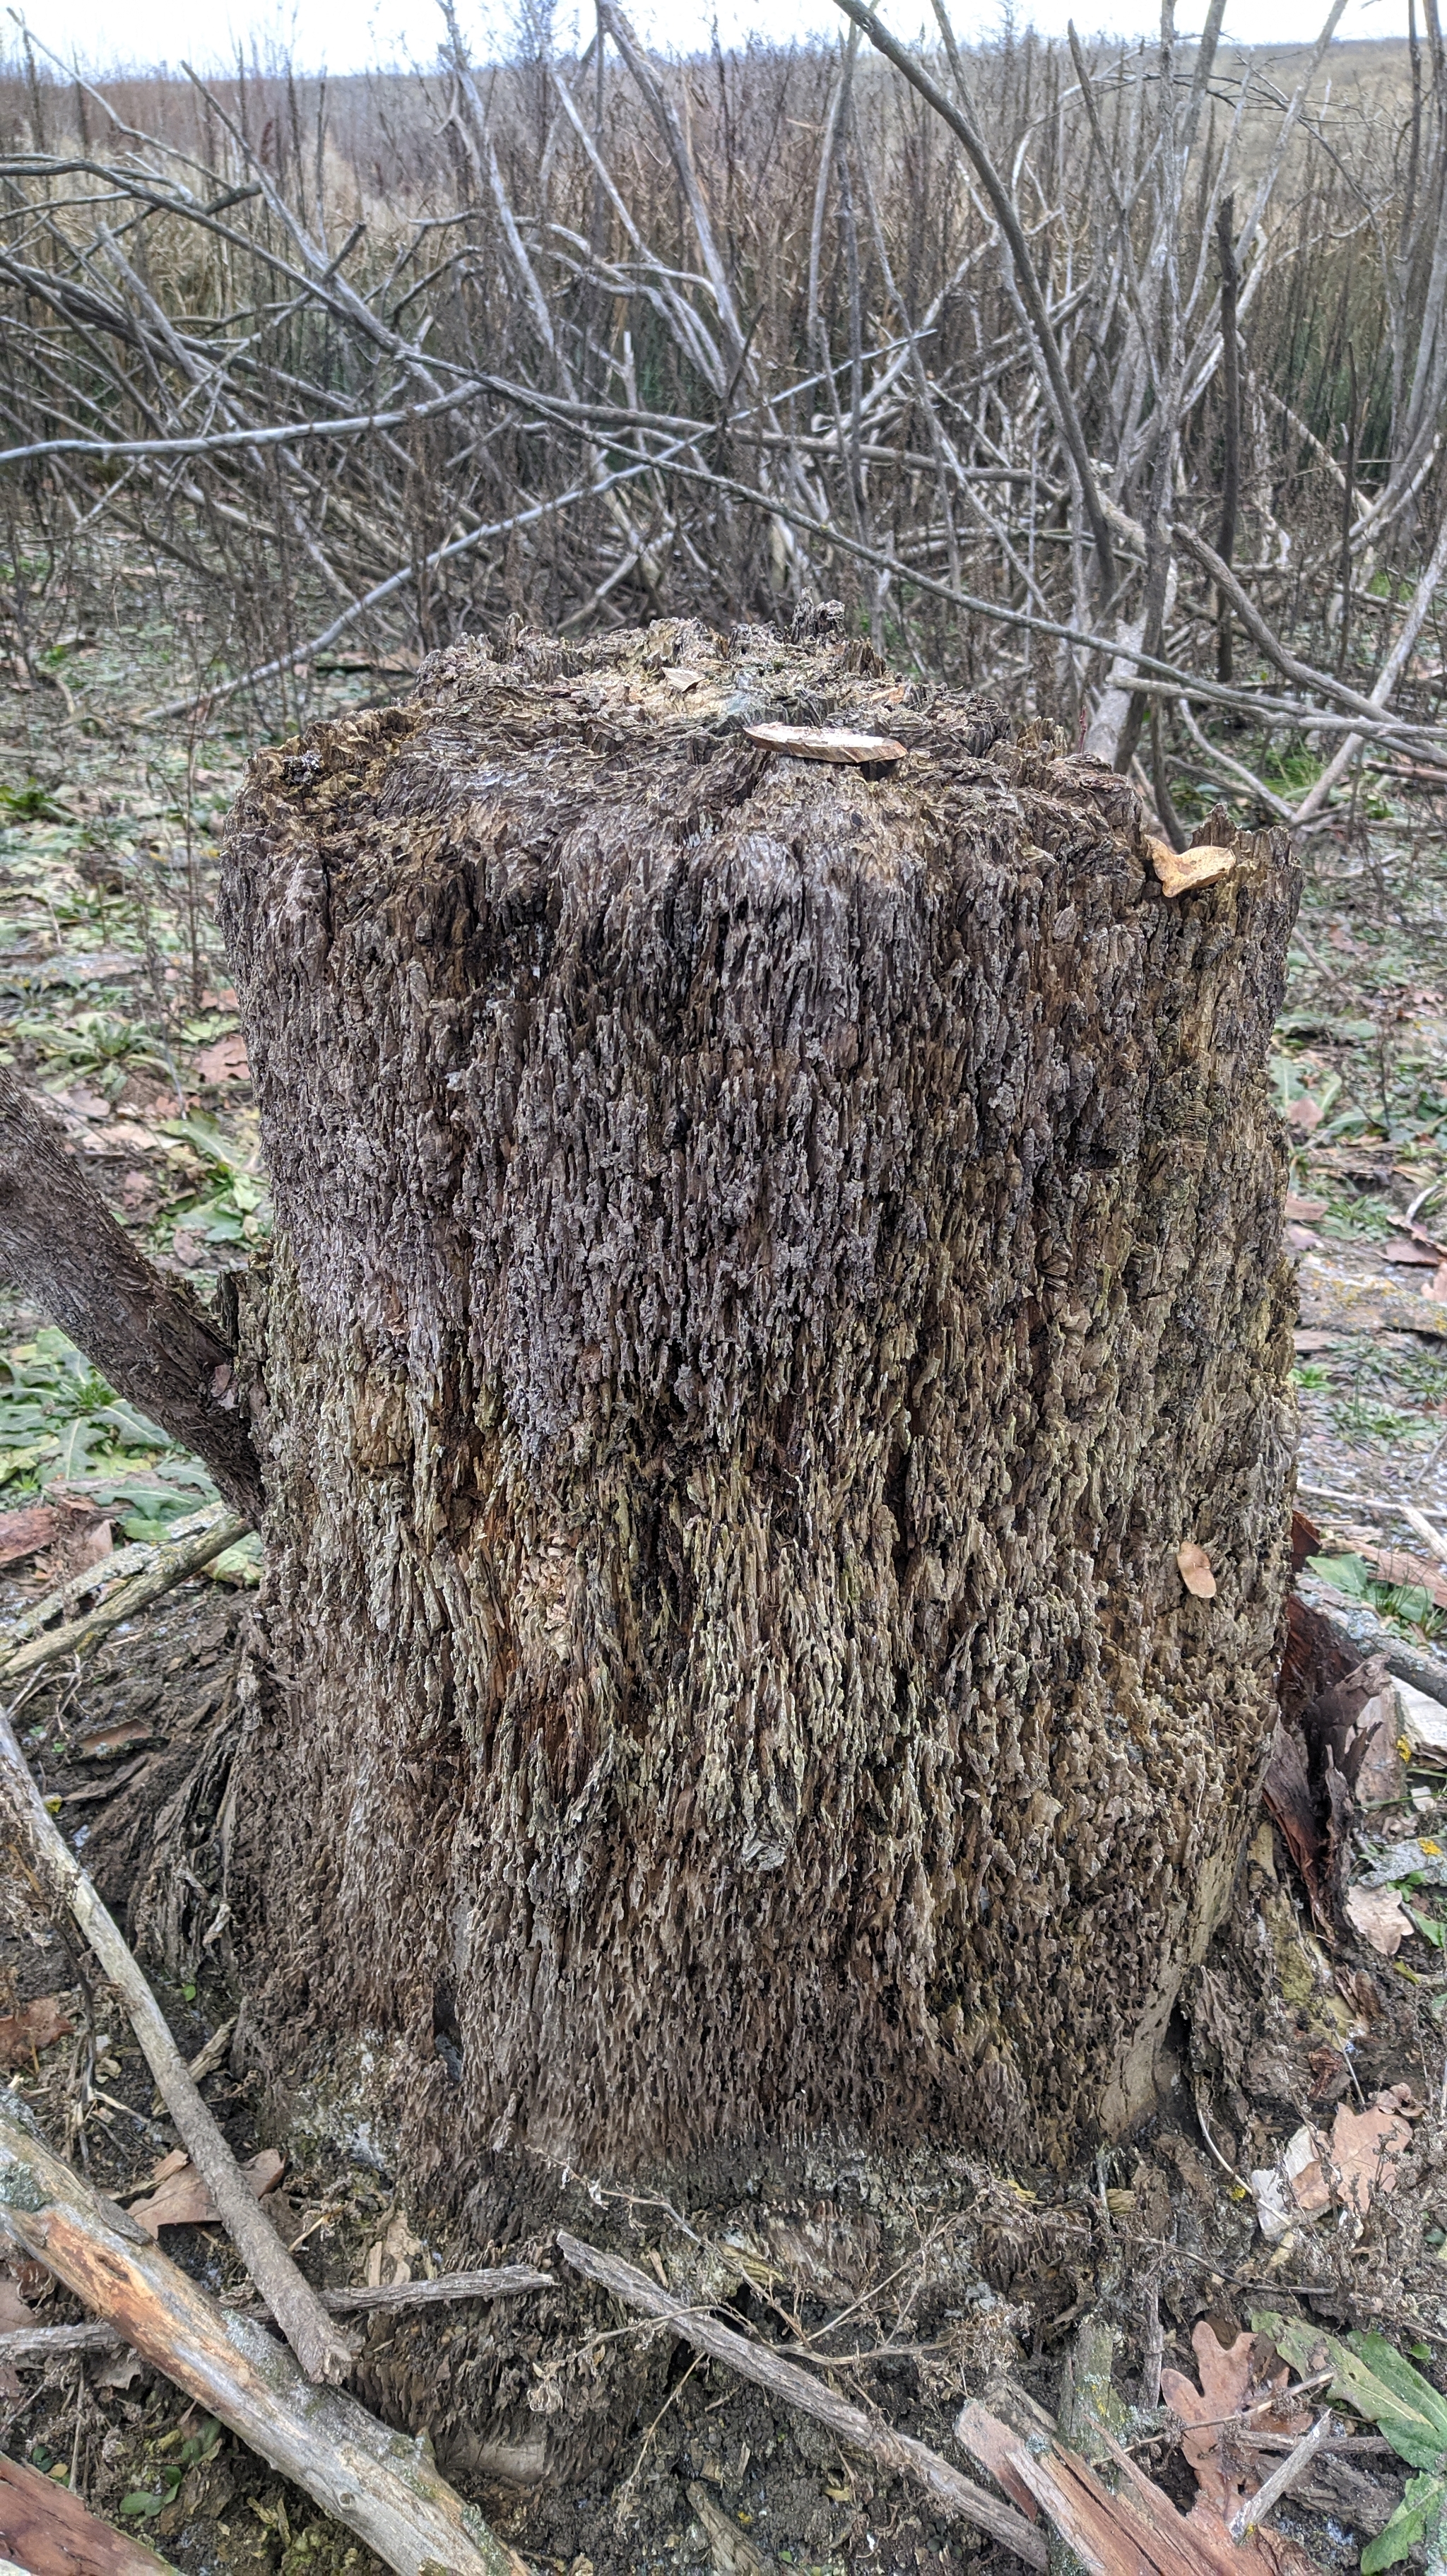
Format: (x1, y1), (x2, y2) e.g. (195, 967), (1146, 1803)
(219, 617), (1299, 2179)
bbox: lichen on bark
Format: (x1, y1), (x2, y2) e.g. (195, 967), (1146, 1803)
(220, 618), (1298, 2178)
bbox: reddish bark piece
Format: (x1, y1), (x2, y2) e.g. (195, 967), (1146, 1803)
(1283, 1197), (1326, 1222)
(128, 2148), (285, 2238)
(0, 2452), (175, 2574)
(0, 1503), (60, 1566)
(955, 2397), (1315, 2576)
(743, 721), (908, 762)
(0, 1997), (73, 2067)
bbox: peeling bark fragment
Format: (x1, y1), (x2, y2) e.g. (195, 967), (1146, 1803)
(220, 619), (1299, 2175)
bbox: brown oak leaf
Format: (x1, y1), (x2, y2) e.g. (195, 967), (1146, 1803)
(0, 1996), (74, 2068)
(1161, 2321), (1310, 2518)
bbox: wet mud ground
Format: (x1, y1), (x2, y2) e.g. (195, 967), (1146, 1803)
(8, 574), (1447, 2571)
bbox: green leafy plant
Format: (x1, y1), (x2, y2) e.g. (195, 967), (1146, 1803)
(11, 1007), (172, 1090)
(158, 1112), (271, 1249)
(1254, 2315), (1447, 2572)
(0, 1325), (219, 1532)
(1306, 1551), (1443, 1641)
(119, 2417), (222, 2517)
(0, 779), (59, 822)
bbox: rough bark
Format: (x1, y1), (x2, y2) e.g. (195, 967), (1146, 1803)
(0, 1066), (263, 1520)
(220, 618), (1298, 2178)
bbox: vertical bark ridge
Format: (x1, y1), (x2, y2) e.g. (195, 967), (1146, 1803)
(222, 619), (1298, 2175)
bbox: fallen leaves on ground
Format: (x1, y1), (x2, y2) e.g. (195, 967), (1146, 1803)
(0, 1996), (73, 2067)
(1162, 2323), (1311, 2519)
(1251, 2088), (1416, 2241)
(0, 1503), (59, 1564)
(194, 1033), (248, 1084)
(126, 2145), (284, 2237)
(1345, 1884), (1413, 1954)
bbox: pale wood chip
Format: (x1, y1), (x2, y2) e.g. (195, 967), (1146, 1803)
(1147, 836), (1239, 897)
(743, 723), (907, 764)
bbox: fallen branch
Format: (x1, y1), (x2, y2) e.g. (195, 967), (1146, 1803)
(0, 2093), (521, 2576)
(0, 1508), (249, 1683)
(0, 1698), (353, 2386)
(0, 2317), (120, 2360)
(323, 2263), (555, 2314)
(0, 1066), (261, 1522)
(555, 2231), (1048, 2566)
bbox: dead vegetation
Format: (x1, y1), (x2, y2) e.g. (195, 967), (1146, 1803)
(0, 7), (1443, 837)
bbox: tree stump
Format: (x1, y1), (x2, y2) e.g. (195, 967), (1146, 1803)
(221, 618), (1297, 2182)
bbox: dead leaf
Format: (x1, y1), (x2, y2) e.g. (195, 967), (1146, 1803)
(365, 2209), (426, 2287)
(1383, 1236), (1440, 1265)
(0, 2277), (33, 2332)
(1286, 1223), (1322, 1251)
(1160, 2320), (1309, 2517)
(743, 722), (907, 765)
(1345, 1882), (1411, 1955)
(195, 1033), (249, 1085)
(0, 1996), (73, 2067)
(1287, 1094), (1324, 1133)
(127, 2146), (284, 2237)
(1147, 837), (1239, 898)
(0, 1503), (60, 1566)
(662, 666), (704, 692)
(1326, 2086), (1415, 2218)
(1284, 1195), (1327, 1222)
(1178, 1540), (1217, 1599)
(1254, 2087), (1414, 2241)
(76, 1715), (157, 1760)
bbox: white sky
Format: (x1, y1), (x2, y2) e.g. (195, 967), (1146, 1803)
(13, 0), (1411, 81)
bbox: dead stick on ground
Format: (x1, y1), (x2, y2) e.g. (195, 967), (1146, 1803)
(1229, 2413), (1333, 2542)
(0, 1698), (353, 2386)
(0, 2096), (521, 2576)
(3, 2269), (555, 2358)
(0, 1508), (249, 1684)
(322, 2264), (555, 2313)
(555, 2231), (1048, 2568)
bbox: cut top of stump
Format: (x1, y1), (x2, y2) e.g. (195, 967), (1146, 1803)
(224, 615), (1291, 1455)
